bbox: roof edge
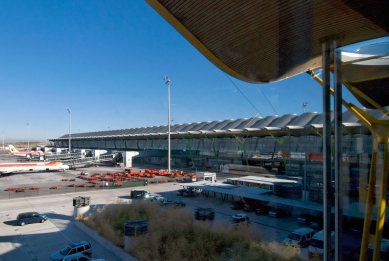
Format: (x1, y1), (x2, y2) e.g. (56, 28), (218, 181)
(145, 0), (258, 83)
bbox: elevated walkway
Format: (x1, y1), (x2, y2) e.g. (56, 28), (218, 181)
(61, 154), (115, 166)
(46, 152), (82, 160)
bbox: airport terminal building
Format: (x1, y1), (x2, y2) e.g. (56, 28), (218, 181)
(49, 108), (386, 205)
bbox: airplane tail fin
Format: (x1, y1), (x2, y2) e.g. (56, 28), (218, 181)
(8, 145), (18, 154)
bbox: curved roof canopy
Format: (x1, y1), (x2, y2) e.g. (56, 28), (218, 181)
(146, 0), (388, 86)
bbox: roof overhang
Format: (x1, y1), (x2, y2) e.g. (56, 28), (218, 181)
(146, 0), (389, 83)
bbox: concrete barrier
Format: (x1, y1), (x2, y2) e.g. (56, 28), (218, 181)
(74, 221), (138, 261)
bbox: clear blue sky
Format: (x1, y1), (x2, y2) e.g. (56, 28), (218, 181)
(0, 1), (387, 141)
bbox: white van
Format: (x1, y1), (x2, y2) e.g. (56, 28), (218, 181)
(283, 227), (315, 248)
(308, 230), (335, 257)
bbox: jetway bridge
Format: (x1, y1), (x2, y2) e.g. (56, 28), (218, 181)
(29, 152), (83, 161)
(61, 154), (115, 166)
(26, 151), (118, 167)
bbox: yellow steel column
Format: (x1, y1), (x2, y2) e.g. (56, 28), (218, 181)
(373, 132), (389, 261)
(360, 136), (377, 261)
(307, 69), (389, 261)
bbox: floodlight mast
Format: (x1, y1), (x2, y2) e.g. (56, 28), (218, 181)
(26, 123), (30, 150)
(302, 102), (308, 113)
(67, 109), (71, 153)
(164, 76), (171, 174)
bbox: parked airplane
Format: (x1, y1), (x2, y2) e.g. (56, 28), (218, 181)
(0, 162), (69, 175)
(8, 145), (47, 157)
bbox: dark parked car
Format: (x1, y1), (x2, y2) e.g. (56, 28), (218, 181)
(349, 217), (364, 234)
(159, 199), (174, 207)
(298, 213), (313, 225)
(244, 203), (257, 212)
(173, 201), (186, 208)
(268, 208), (290, 218)
(255, 205), (271, 215)
(230, 200), (245, 210)
(17, 212), (48, 226)
(309, 216), (323, 230)
(194, 207), (215, 221)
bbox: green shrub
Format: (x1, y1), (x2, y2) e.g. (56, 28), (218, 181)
(79, 200), (301, 261)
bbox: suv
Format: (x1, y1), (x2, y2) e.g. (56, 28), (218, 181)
(230, 214), (250, 226)
(62, 253), (105, 261)
(50, 241), (92, 261)
(17, 212), (48, 226)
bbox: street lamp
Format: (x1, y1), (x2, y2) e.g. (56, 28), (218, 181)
(26, 123), (30, 150)
(67, 109), (71, 153)
(164, 76), (171, 173)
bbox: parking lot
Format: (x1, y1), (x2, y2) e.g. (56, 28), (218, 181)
(0, 191), (136, 261)
(0, 153), (362, 261)
(0, 177), (310, 261)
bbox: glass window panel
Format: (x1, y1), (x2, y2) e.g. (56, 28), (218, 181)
(137, 140), (146, 149)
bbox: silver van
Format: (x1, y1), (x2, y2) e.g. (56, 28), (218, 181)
(283, 227), (315, 248)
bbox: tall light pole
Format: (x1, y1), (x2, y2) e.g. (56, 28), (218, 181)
(164, 76), (171, 173)
(44, 128), (46, 145)
(26, 123), (30, 150)
(2, 132), (4, 149)
(67, 109), (71, 153)
(302, 102), (308, 113)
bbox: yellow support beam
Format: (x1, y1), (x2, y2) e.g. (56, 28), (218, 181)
(344, 83), (389, 117)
